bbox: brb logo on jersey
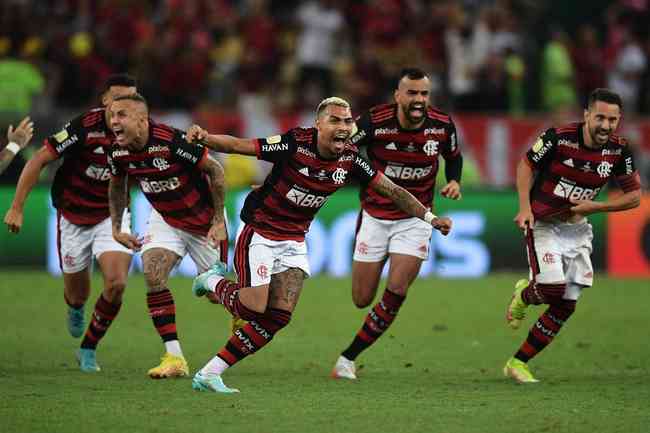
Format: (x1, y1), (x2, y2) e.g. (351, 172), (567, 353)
(385, 164), (432, 180)
(140, 177), (181, 193)
(553, 178), (601, 201)
(286, 187), (328, 208)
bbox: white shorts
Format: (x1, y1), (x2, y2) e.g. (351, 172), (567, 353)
(57, 211), (132, 273)
(353, 210), (433, 262)
(141, 209), (226, 273)
(526, 219), (594, 300)
(233, 224), (310, 287)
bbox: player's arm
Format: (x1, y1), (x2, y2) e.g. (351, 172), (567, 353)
(198, 154), (227, 247)
(108, 173), (141, 251)
(370, 172), (452, 235)
(0, 117), (34, 176)
(4, 145), (56, 234)
(440, 121), (463, 200)
(514, 157), (535, 230)
(186, 125), (256, 155)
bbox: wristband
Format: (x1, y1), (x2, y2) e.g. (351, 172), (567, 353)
(424, 211), (437, 225)
(6, 142), (20, 155)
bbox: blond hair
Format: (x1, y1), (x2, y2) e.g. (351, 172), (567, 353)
(316, 96), (351, 118)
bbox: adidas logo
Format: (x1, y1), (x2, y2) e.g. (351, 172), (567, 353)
(563, 158), (574, 167)
(298, 167), (309, 176)
(385, 142), (397, 150)
(93, 147), (105, 154)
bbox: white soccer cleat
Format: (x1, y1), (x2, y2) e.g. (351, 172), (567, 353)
(331, 355), (357, 380)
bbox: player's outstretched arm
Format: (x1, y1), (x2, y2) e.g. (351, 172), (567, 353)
(570, 189), (641, 216)
(370, 172), (452, 235)
(186, 124), (257, 156)
(109, 174), (141, 251)
(514, 157), (535, 230)
(0, 117), (34, 176)
(4, 145), (55, 234)
(199, 155), (227, 247)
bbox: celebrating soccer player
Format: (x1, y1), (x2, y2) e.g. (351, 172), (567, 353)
(0, 117), (34, 175)
(331, 67), (463, 380)
(107, 93), (227, 379)
(503, 88), (641, 383)
(4, 75), (137, 373)
(185, 96), (452, 393)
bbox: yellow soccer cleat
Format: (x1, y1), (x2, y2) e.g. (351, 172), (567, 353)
(230, 317), (247, 334)
(503, 357), (540, 384)
(506, 279), (529, 329)
(147, 353), (189, 379)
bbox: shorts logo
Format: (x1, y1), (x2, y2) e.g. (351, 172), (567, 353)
(542, 253), (555, 264)
(63, 254), (75, 267)
(332, 168), (347, 184)
(257, 264), (269, 280)
(356, 241), (368, 255)
(597, 161), (612, 178)
(423, 140), (438, 156)
(418, 244), (428, 253)
(584, 271), (593, 279)
(153, 158), (170, 171)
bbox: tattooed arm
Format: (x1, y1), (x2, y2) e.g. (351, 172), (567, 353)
(109, 174), (141, 250)
(370, 172), (452, 235)
(198, 154), (227, 247)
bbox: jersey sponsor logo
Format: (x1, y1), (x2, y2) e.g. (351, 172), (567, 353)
(175, 147), (198, 164)
(602, 148), (622, 156)
(286, 187), (328, 208)
(385, 142), (397, 150)
(338, 154), (353, 162)
(531, 139), (552, 162)
(313, 169), (330, 181)
(423, 140), (439, 156)
(558, 139), (579, 149)
(85, 164), (111, 181)
(87, 131), (106, 139)
(581, 161), (592, 173)
(350, 129), (366, 144)
(563, 158), (574, 167)
(148, 145), (169, 153)
(53, 129), (69, 143)
(375, 127), (398, 136)
(355, 156), (374, 177)
(384, 164), (432, 180)
(266, 135), (282, 144)
(297, 146), (316, 159)
(332, 167), (348, 184)
(625, 157), (633, 175)
(140, 177), (181, 193)
(55, 134), (79, 153)
(424, 127), (445, 135)
(153, 158), (170, 171)
(113, 149), (130, 157)
(450, 132), (457, 153)
(597, 161), (613, 178)
(553, 178), (601, 201)
(262, 143), (289, 152)
(405, 142), (417, 152)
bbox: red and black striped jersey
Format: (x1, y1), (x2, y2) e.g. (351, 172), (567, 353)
(108, 122), (213, 236)
(351, 103), (461, 220)
(525, 122), (641, 220)
(241, 127), (380, 241)
(45, 108), (115, 226)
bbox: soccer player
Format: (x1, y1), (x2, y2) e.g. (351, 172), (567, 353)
(107, 93), (227, 379)
(504, 88), (641, 383)
(4, 75), (138, 373)
(1, 117), (34, 175)
(185, 96), (452, 393)
(331, 67), (463, 379)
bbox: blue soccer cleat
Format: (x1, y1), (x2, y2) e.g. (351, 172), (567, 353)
(192, 371), (239, 393)
(67, 306), (85, 338)
(77, 348), (101, 373)
(192, 262), (227, 297)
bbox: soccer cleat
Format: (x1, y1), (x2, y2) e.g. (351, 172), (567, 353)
(192, 371), (239, 393)
(192, 262), (227, 298)
(503, 357), (540, 383)
(506, 279), (530, 329)
(147, 353), (189, 379)
(230, 317), (247, 334)
(77, 348), (101, 373)
(331, 355), (357, 380)
(67, 306), (85, 338)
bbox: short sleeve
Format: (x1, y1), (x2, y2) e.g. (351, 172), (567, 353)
(525, 128), (558, 169)
(255, 130), (298, 163)
(171, 130), (208, 166)
(613, 146), (641, 192)
(349, 111), (372, 147)
(351, 154), (379, 186)
(43, 114), (86, 158)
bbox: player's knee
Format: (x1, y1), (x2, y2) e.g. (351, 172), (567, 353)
(104, 277), (126, 302)
(143, 271), (164, 291)
(386, 282), (409, 297)
(352, 289), (374, 309)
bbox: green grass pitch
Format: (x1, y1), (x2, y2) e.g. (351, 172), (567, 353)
(1, 271), (648, 433)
